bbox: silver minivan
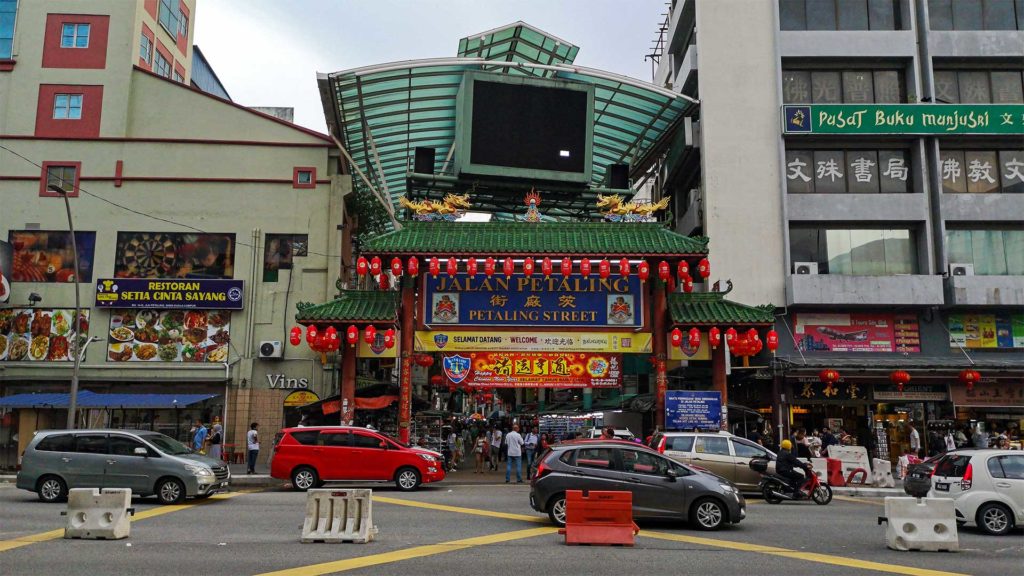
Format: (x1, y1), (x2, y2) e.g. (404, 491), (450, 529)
(17, 429), (230, 504)
(650, 431), (777, 492)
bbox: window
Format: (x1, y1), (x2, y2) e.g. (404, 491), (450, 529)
(36, 434), (74, 452)
(620, 450), (669, 475)
(319, 432), (350, 447)
(297, 171), (313, 185)
(178, 11), (188, 38)
(173, 70), (183, 83)
(934, 69), (1024, 103)
(45, 163), (78, 191)
(933, 454), (972, 478)
(140, 32), (152, 65)
(783, 69), (905, 103)
(732, 440), (770, 459)
(153, 50), (171, 78)
(73, 434), (108, 454)
(780, 0), (901, 30)
(352, 434), (383, 449)
(694, 436), (731, 456)
(928, 0), (1024, 30)
(289, 430), (320, 445)
(789, 227), (918, 275)
(666, 436), (695, 452)
(0, 0), (16, 59)
(158, 0), (179, 37)
(573, 447), (613, 469)
(52, 93), (82, 119)
(786, 149), (910, 193)
(109, 435), (147, 456)
(263, 234), (308, 282)
(993, 455), (1024, 480)
(293, 167), (317, 189)
(940, 149), (1024, 193)
(946, 229), (1024, 275)
(60, 23), (89, 48)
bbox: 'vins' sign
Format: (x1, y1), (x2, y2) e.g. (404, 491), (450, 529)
(267, 374), (309, 389)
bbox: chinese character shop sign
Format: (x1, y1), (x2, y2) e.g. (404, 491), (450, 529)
(441, 352), (622, 388)
(424, 274), (643, 328)
(783, 104), (1024, 135)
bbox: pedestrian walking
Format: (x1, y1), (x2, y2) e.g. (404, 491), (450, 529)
(905, 422), (921, 458)
(523, 426), (539, 477)
(246, 422), (260, 474)
(944, 428), (957, 452)
(504, 424), (525, 483)
(488, 426), (502, 471)
(192, 420), (208, 453)
(473, 432), (489, 474)
(208, 423), (223, 462)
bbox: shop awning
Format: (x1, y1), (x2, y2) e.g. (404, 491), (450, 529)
(0, 391), (218, 409)
(776, 357), (1024, 372)
(295, 290), (399, 325)
(668, 287), (775, 327)
(361, 221), (708, 257)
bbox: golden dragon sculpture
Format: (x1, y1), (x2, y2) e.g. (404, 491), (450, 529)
(595, 194), (670, 218)
(399, 193), (472, 216)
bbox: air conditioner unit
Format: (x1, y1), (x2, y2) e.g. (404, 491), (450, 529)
(794, 262), (818, 275)
(948, 263), (974, 277)
(258, 341), (283, 359)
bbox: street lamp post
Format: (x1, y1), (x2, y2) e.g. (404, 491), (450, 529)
(47, 184), (81, 430)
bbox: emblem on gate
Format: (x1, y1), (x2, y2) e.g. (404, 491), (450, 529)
(443, 354), (471, 384)
(607, 295), (634, 324)
(431, 293), (459, 323)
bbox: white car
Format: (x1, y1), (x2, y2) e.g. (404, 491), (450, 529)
(584, 428), (636, 441)
(928, 449), (1024, 535)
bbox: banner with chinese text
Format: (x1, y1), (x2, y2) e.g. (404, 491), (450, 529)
(415, 330), (652, 353)
(791, 379), (868, 403)
(441, 352), (622, 388)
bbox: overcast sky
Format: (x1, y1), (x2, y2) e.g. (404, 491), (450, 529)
(194, 0), (666, 131)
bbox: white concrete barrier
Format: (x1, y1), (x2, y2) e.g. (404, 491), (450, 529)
(302, 488), (377, 543)
(883, 497), (958, 552)
(827, 445), (873, 485)
(873, 458), (896, 488)
(64, 488), (133, 540)
(810, 458), (829, 482)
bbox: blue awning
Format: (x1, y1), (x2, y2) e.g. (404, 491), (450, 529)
(0, 391), (218, 409)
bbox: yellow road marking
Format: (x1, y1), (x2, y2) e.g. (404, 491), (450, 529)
(373, 495), (547, 523)
(834, 495), (885, 506)
(254, 527), (558, 576)
(0, 490), (248, 554)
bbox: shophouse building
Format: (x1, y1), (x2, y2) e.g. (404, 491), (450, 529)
(0, 0), (341, 468)
(652, 0), (1024, 457)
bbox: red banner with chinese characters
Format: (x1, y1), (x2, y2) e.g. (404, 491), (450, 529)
(442, 352), (622, 388)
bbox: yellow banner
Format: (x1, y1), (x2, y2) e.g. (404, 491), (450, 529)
(415, 331), (652, 353)
(667, 334), (711, 361)
(358, 333), (398, 358)
(283, 390), (320, 407)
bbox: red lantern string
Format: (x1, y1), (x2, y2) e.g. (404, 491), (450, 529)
(407, 256), (419, 277)
(580, 259), (591, 277)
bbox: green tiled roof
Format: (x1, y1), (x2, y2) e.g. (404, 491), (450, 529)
(362, 221), (708, 256)
(295, 291), (399, 324)
(668, 292), (775, 326)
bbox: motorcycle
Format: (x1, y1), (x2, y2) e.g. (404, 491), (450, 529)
(749, 457), (833, 505)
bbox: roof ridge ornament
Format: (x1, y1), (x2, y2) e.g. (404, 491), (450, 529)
(523, 188), (542, 223)
(595, 193), (669, 222)
(398, 193), (472, 221)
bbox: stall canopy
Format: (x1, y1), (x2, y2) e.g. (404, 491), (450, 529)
(0, 391), (218, 409)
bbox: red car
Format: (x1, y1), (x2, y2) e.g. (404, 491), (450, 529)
(269, 426), (445, 491)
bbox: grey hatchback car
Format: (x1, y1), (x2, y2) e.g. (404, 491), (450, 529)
(529, 440), (746, 530)
(17, 429), (230, 504)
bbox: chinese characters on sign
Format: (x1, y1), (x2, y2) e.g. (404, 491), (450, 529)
(441, 352), (621, 388)
(793, 379), (864, 402)
(783, 104), (1024, 135)
(951, 382), (1024, 408)
(794, 313), (920, 353)
(414, 331), (652, 353)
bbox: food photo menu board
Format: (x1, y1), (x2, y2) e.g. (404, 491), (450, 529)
(106, 309), (231, 363)
(0, 308), (90, 362)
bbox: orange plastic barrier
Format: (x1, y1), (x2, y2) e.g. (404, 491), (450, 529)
(558, 490), (640, 546)
(845, 467), (868, 485)
(826, 458), (846, 487)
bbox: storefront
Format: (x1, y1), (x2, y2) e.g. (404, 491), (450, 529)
(952, 380), (1024, 441)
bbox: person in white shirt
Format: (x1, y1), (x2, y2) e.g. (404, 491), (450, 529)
(523, 427), (539, 478)
(905, 422), (920, 458)
(504, 424), (525, 483)
(246, 422), (260, 474)
(488, 427), (502, 471)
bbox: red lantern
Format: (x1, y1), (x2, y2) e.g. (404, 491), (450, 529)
(698, 258), (710, 279)
(523, 257), (535, 276)
(415, 354), (434, 368)
(484, 257), (495, 277)
(561, 257), (572, 277)
(677, 260), (689, 280)
(688, 327), (701, 349)
(446, 257), (458, 276)
(502, 257), (514, 277)
(383, 328), (396, 349)
(429, 257), (440, 278)
(306, 325), (318, 344)
(467, 257), (478, 276)
(580, 259), (591, 277)
(708, 327), (721, 348)
(637, 260), (650, 283)
(325, 326), (339, 351)
(364, 325), (377, 345)
(356, 256), (368, 277)
(598, 259), (611, 279)
(753, 338), (763, 354)
(746, 328), (759, 342)
(683, 278), (694, 293)
(619, 258), (630, 278)
(378, 273), (390, 290)
(430, 374), (444, 388)
(289, 326), (301, 346)
(958, 368), (980, 393)
(390, 257), (403, 277)
(725, 327), (738, 346)
(890, 369), (911, 392)
(658, 261), (670, 282)
(766, 329), (779, 353)
(670, 328), (683, 347)
(315, 331), (328, 353)
(407, 256), (419, 277)
(346, 325), (358, 347)
(541, 257), (553, 277)
(370, 256), (382, 276)
(818, 369), (840, 385)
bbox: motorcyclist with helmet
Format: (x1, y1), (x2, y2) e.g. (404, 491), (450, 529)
(776, 439), (813, 495)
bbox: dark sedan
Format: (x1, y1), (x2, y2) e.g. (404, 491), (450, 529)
(529, 440), (745, 531)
